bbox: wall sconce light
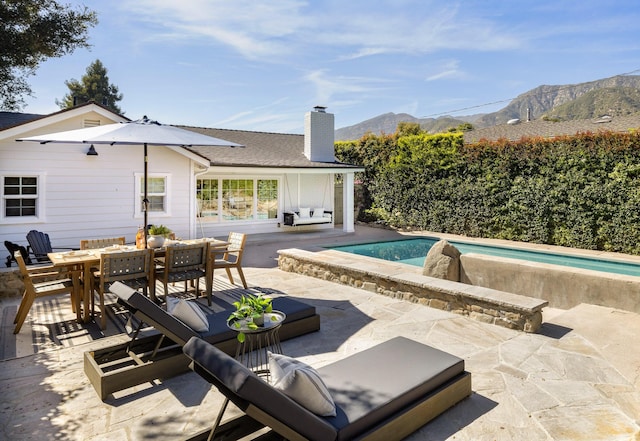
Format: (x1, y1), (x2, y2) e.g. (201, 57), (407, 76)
(86, 144), (98, 156)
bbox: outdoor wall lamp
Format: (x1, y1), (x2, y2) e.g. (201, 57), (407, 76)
(86, 144), (98, 156)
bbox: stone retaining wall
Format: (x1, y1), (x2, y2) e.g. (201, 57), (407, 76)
(0, 268), (22, 298)
(278, 248), (547, 333)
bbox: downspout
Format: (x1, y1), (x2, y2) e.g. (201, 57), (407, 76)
(193, 164), (211, 238)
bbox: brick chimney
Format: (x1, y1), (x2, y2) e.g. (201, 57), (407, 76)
(304, 106), (335, 162)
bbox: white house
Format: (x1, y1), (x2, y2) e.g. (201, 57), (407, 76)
(0, 103), (363, 265)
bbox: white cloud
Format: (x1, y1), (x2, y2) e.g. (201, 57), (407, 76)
(425, 60), (468, 82)
(118, 0), (521, 63)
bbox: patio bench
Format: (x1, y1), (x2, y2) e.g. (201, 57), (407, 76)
(84, 282), (320, 400)
(183, 335), (472, 441)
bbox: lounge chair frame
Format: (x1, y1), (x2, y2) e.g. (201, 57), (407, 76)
(183, 336), (472, 441)
(84, 283), (320, 400)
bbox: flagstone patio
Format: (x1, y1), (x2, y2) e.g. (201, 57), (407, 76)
(1, 226), (639, 440)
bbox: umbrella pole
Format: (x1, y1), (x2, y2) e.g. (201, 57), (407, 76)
(144, 142), (149, 248)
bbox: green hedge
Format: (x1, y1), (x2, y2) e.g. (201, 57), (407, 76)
(336, 130), (640, 254)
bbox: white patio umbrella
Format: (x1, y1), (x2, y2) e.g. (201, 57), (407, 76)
(17, 116), (242, 245)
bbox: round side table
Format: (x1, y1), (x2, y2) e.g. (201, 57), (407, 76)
(227, 310), (286, 382)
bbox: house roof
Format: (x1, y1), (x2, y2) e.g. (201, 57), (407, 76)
(179, 125), (361, 169)
(0, 112), (46, 130)
(463, 113), (640, 144)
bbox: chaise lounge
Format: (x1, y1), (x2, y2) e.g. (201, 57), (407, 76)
(84, 282), (320, 400)
(183, 335), (472, 441)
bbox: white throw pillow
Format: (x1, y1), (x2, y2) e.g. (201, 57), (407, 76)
(312, 208), (324, 218)
(166, 297), (209, 332)
(293, 212), (300, 220)
(299, 207), (311, 218)
(269, 352), (336, 416)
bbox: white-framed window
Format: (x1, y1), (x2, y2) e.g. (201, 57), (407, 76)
(2, 174), (43, 222)
(135, 173), (171, 218)
(197, 177), (279, 222)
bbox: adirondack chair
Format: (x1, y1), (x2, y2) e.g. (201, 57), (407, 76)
(4, 240), (31, 267)
(26, 230), (73, 263)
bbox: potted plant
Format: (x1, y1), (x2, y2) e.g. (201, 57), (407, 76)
(147, 224), (172, 248)
(228, 294), (276, 342)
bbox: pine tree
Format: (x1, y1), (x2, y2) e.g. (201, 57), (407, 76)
(57, 59), (124, 114)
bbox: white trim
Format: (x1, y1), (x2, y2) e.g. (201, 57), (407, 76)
(0, 171), (46, 224)
(206, 166), (363, 174)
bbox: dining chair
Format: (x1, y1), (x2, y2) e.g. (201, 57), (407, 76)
(154, 242), (207, 302)
(80, 237), (126, 250)
(91, 248), (153, 329)
(13, 252), (80, 334)
(205, 232), (248, 304)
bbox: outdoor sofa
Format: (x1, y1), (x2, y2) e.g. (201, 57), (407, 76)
(84, 282), (320, 400)
(183, 335), (472, 441)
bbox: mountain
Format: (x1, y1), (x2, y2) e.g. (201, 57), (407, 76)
(475, 75), (640, 127)
(335, 113), (468, 141)
(542, 87), (640, 120)
(335, 75), (640, 141)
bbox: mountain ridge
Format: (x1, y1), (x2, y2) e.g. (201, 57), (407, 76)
(335, 75), (640, 141)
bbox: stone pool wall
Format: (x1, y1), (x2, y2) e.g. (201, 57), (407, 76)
(278, 248), (547, 333)
(461, 253), (640, 314)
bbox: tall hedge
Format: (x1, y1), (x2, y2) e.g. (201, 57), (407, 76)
(336, 130), (640, 254)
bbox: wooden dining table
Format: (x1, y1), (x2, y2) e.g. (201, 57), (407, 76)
(48, 238), (230, 323)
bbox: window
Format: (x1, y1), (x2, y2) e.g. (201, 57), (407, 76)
(197, 179), (218, 217)
(136, 174), (170, 216)
(197, 177), (279, 222)
(257, 179), (278, 219)
(223, 179), (253, 220)
(3, 176), (38, 217)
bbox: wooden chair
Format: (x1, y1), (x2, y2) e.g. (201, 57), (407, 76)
(26, 229), (73, 263)
(91, 249), (153, 329)
(4, 240), (31, 267)
(154, 242), (207, 302)
(80, 237), (126, 250)
(206, 232), (248, 304)
(13, 252), (80, 334)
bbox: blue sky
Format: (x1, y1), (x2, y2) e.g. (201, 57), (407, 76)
(22, 0), (640, 134)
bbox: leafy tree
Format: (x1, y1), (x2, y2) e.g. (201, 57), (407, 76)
(57, 59), (123, 114)
(395, 121), (424, 137)
(0, 0), (97, 110)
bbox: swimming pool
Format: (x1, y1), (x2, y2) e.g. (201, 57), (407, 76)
(330, 238), (640, 277)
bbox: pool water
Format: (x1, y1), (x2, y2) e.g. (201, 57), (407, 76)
(330, 238), (640, 277)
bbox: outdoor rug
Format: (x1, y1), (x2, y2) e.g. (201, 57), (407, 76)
(0, 278), (283, 361)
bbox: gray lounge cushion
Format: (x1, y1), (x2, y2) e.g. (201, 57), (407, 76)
(110, 281), (318, 346)
(183, 335), (467, 441)
(319, 337), (465, 440)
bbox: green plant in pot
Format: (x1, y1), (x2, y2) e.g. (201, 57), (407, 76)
(228, 294), (276, 342)
(147, 224), (172, 248)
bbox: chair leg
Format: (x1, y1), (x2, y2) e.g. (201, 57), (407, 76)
(99, 286), (107, 330)
(236, 267), (248, 289)
(14, 291), (36, 334)
(225, 268), (235, 285)
(13, 289), (28, 324)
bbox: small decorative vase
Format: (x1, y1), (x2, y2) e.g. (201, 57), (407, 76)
(253, 314), (265, 327)
(147, 235), (165, 249)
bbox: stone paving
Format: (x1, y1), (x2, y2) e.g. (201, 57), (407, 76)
(1, 226), (640, 440)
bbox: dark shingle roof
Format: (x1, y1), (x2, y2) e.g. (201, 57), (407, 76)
(0, 112), (45, 130)
(179, 126), (360, 169)
(464, 113), (640, 144)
